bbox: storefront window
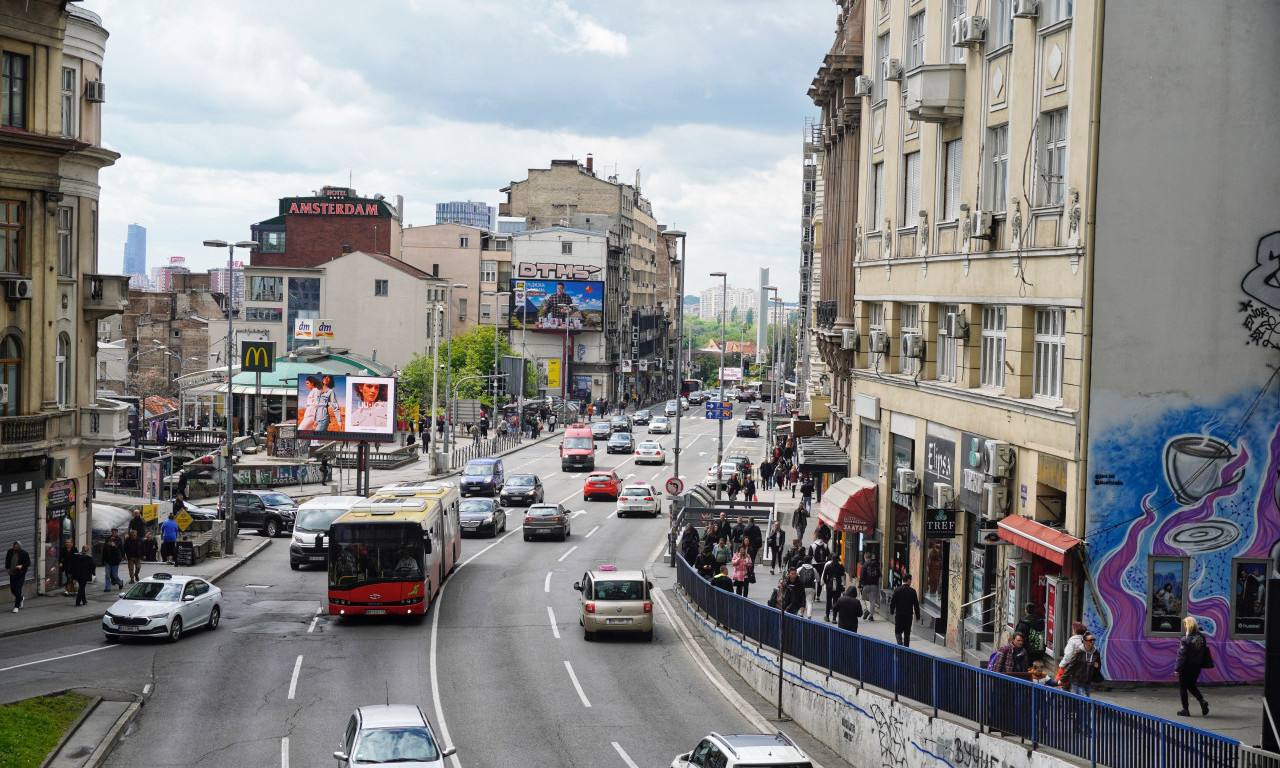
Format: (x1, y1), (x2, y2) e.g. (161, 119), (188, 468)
(889, 433), (914, 588)
(923, 539), (948, 606)
(966, 518), (996, 627)
(860, 423), (880, 480)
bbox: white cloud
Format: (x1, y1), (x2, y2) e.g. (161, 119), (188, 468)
(536, 3), (629, 56)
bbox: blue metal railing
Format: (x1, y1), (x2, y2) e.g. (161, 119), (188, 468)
(675, 554), (1241, 768)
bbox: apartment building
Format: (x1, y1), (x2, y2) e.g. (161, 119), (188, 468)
(0, 2), (132, 598)
(400, 222), (512, 338)
(800, 117), (829, 416)
(809, 0), (1280, 682)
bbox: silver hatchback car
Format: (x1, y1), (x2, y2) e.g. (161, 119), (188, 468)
(335, 705), (455, 767)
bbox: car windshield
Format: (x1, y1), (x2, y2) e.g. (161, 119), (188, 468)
(295, 507), (350, 532)
(463, 464), (494, 476)
(636, 410), (650, 417)
(564, 436), (593, 449)
(123, 581), (182, 601)
(638, 443), (660, 451)
(593, 579), (646, 600)
(610, 434), (630, 442)
(258, 493), (295, 506)
(507, 476), (535, 487)
(352, 726), (439, 763)
(459, 500), (494, 514)
(622, 487), (653, 497)
(652, 417), (667, 423)
(328, 523), (425, 588)
(529, 506), (559, 517)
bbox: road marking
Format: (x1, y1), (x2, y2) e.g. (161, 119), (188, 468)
(606, 510), (616, 519)
(281, 737), (289, 768)
(142, 683), (151, 695)
(547, 606), (560, 639)
(558, 545), (578, 562)
(307, 617), (318, 633)
(612, 742), (640, 768)
(572, 510), (586, 517)
(244, 584), (272, 589)
(563, 660), (591, 707)
(584, 525), (600, 538)
(544, 572), (552, 593)
(287, 654), (303, 700)
(0, 645), (115, 673)
(314, 606), (322, 615)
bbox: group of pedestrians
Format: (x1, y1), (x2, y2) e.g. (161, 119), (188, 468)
(684, 512), (765, 598)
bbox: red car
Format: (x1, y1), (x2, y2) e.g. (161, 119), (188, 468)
(583, 470), (622, 501)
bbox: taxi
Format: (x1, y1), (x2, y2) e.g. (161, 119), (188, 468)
(582, 470), (622, 501)
(574, 565), (654, 641)
(102, 572), (222, 642)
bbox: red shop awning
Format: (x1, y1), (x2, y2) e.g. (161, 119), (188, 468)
(997, 515), (1082, 565)
(818, 476), (878, 535)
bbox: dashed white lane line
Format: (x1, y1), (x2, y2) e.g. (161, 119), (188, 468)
(142, 683), (151, 695)
(0, 645), (114, 672)
(547, 606), (560, 639)
(612, 742), (640, 768)
(572, 510), (587, 518)
(557, 490), (579, 506)
(544, 572), (552, 593)
(287, 654), (303, 700)
(564, 660), (592, 707)
(584, 525), (600, 538)
(307, 617), (319, 633)
(281, 737), (290, 768)
(606, 510), (617, 519)
(558, 545), (578, 562)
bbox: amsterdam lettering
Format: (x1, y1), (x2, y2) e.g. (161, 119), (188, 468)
(287, 201), (382, 216)
(516, 262), (602, 280)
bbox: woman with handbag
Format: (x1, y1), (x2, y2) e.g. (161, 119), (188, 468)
(1176, 616), (1211, 716)
(731, 545), (752, 597)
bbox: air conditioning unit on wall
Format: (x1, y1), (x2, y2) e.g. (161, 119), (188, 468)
(900, 332), (925, 360)
(934, 484), (956, 509)
(986, 441), (1016, 478)
(983, 482), (1010, 518)
(883, 58), (904, 82)
(971, 210), (994, 240)
(85, 80), (106, 103)
(896, 468), (921, 495)
(841, 328), (860, 351)
(944, 312), (969, 341)
(868, 330), (890, 354)
(853, 76), (873, 98)
(1013, 0), (1039, 19)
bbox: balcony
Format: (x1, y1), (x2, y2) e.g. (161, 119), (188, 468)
(904, 64), (966, 123)
(81, 398), (131, 448)
(0, 413), (54, 457)
(815, 300), (837, 329)
(83, 274), (132, 321)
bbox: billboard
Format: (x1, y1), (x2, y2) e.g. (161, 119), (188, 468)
(511, 279), (604, 331)
(295, 374), (397, 442)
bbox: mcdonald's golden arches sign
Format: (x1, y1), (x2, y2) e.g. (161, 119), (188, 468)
(241, 341), (277, 372)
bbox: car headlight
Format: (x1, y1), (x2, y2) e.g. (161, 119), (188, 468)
(146, 611), (171, 620)
(483, 516), (494, 523)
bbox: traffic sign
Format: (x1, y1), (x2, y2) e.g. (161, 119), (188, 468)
(174, 510), (193, 531)
(665, 477), (684, 495)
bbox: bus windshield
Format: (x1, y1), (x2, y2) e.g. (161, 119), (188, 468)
(681, 379), (703, 397)
(563, 437), (593, 450)
(328, 523), (425, 589)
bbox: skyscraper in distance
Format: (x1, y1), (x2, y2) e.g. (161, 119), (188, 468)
(435, 201), (495, 230)
(123, 223), (146, 278)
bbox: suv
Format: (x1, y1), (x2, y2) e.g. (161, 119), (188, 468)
(574, 565), (653, 641)
(671, 732), (811, 768)
(222, 490), (298, 538)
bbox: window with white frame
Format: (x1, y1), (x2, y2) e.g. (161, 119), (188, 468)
(943, 140), (963, 221)
(988, 0), (1012, 47)
(561, 241), (573, 255)
(875, 33), (890, 101)
(980, 305), (1007, 389)
(60, 67), (77, 139)
(480, 302), (492, 319)
(1039, 109), (1068, 205)
(938, 303), (959, 382)
(949, 0), (967, 64)
(903, 152), (921, 227)
(56, 207), (73, 277)
(907, 13), (926, 70)
(1033, 307), (1065, 399)
(868, 302), (885, 330)
(55, 332), (70, 407)
(480, 260), (497, 283)
(988, 124), (1009, 212)
(1041, 0), (1073, 26)
(900, 303), (921, 376)
(872, 162), (885, 230)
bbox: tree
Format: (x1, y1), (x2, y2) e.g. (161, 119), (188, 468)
(730, 306), (739, 322)
(744, 307), (754, 326)
(398, 325), (528, 415)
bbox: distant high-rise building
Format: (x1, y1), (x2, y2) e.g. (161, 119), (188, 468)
(150, 256), (190, 293)
(210, 261), (245, 309)
(123, 223), (146, 277)
(436, 201), (495, 230)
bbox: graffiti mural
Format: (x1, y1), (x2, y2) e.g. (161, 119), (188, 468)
(1085, 232), (1280, 682)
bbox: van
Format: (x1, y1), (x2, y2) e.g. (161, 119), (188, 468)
(290, 495), (364, 570)
(559, 423), (596, 472)
(459, 457), (504, 497)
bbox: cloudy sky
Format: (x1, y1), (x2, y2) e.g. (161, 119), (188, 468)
(85, 0), (833, 298)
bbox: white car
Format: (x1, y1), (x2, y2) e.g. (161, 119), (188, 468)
(703, 463), (738, 489)
(672, 732), (811, 768)
(102, 573), (222, 642)
(335, 705), (456, 767)
(616, 483), (661, 517)
(634, 441), (665, 465)
(648, 416), (671, 434)
(664, 400), (680, 417)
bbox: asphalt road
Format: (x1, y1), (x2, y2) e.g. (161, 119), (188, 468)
(0, 402), (849, 768)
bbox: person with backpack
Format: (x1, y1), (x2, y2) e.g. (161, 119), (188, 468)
(784, 538), (806, 572)
(859, 551), (882, 620)
(800, 478), (815, 511)
(1014, 602), (1047, 663)
(990, 632), (1031, 678)
(1176, 616), (1211, 716)
(795, 555), (819, 619)
(822, 555), (846, 622)
(808, 533), (831, 571)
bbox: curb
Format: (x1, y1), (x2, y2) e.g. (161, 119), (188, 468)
(0, 537), (273, 639)
(83, 701), (141, 768)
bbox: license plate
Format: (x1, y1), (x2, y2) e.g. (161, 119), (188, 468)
(309, 556), (325, 561)
(462, 523), (478, 528)
(365, 609), (387, 615)
(119, 625), (138, 632)
(606, 618), (630, 625)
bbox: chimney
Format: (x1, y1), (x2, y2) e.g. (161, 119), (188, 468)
(341, 244), (353, 254)
(586, 154), (593, 173)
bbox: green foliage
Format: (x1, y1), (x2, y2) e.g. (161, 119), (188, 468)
(399, 325), (538, 414)
(0, 693), (90, 768)
(744, 307), (754, 325)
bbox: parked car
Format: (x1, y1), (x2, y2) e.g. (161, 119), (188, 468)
(459, 498), (506, 537)
(745, 404), (765, 420)
(583, 470), (622, 501)
(648, 416), (671, 434)
(334, 705), (455, 767)
(219, 490), (298, 538)
(499, 474), (544, 506)
(591, 421), (613, 440)
(736, 420), (759, 437)
(523, 503), (571, 541)
(634, 441), (665, 465)
(632, 409), (652, 425)
(575, 565), (654, 641)
(102, 573), (221, 642)
(459, 457), (504, 497)
(606, 432), (636, 454)
(616, 483), (661, 517)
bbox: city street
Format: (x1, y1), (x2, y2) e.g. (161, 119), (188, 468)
(0, 403), (848, 768)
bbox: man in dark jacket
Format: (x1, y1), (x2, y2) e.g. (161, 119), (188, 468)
(710, 565), (734, 592)
(70, 545), (95, 606)
(6, 540), (30, 611)
(889, 574), (921, 647)
(679, 525), (700, 564)
(59, 538), (76, 595)
(833, 585), (862, 632)
(731, 518), (748, 548)
(123, 531), (144, 583)
(1014, 602), (1047, 663)
(784, 538), (806, 572)
(859, 551), (882, 621)
(822, 556), (846, 622)
(744, 518), (763, 563)
(128, 509), (147, 541)
(101, 529), (124, 592)
(784, 569), (807, 615)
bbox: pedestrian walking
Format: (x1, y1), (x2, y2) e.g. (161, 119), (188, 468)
(814, 518), (831, 544)
(160, 513), (180, 565)
(710, 565), (734, 592)
(799, 478), (814, 511)
(991, 632), (1031, 679)
(731, 545), (752, 597)
(822, 555), (845, 622)
(436, 416), (445, 439)
(128, 509), (147, 541)
(792, 503), (809, 541)
(71, 545), (95, 606)
(767, 522), (786, 574)
(1014, 602), (1047, 664)
(695, 544), (718, 581)
(858, 551), (882, 620)
(784, 569), (807, 615)
(788, 465), (799, 490)
(744, 517), (763, 563)
(479, 414), (489, 439)
(679, 524), (700, 564)
(59, 538), (76, 595)
(889, 574), (921, 647)
(470, 423), (481, 446)
(726, 475), (742, 501)
(808, 533), (831, 570)
(142, 533), (159, 562)
(767, 578), (787, 610)
(774, 464), (787, 490)
(730, 518), (748, 548)
(6, 541), (30, 612)
(760, 459), (773, 490)
(1063, 633), (1103, 699)
(796, 556), (819, 619)
(1176, 617), (1211, 716)
(1056, 621), (1088, 687)
(833, 585), (861, 632)
(548, 413), (557, 431)
(713, 538), (731, 567)
(784, 538), (806, 572)
(123, 530), (143, 583)
(744, 476), (757, 502)
(101, 529), (125, 592)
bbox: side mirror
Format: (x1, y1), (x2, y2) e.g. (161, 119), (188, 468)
(648, 581), (654, 590)
(183, 594), (196, 602)
(441, 746), (457, 758)
(424, 538), (433, 554)
(573, 582), (581, 591)
(333, 751), (349, 761)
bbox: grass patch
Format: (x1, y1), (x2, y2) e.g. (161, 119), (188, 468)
(0, 692), (92, 768)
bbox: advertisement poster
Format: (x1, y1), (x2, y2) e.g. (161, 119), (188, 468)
(1148, 557), (1189, 635)
(546, 359), (561, 389)
(510, 279), (604, 331)
(1232, 558), (1268, 637)
(571, 375), (592, 401)
(722, 366), (743, 381)
(296, 374), (396, 442)
(1046, 578), (1058, 651)
(142, 460), (162, 500)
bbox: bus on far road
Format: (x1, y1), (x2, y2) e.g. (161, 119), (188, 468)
(327, 484), (460, 617)
(681, 379), (703, 398)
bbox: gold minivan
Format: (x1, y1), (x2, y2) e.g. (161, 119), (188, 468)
(575, 565), (654, 641)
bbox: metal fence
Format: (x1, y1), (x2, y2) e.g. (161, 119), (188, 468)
(676, 555), (1242, 768)
(449, 433), (523, 468)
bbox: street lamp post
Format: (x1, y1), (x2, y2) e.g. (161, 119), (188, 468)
(762, 286), (778, 455)
(482, 290), (510, 411)
(429, 290), (442, 467)
(443, 282), (469, 461)
(665, 231), (687, 484)
(710, 271), (728, 500)
(202, 239), (257, 556)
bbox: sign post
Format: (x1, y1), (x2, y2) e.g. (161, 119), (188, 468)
(665, 477), (684, 496)
(242, 341), (276, 436)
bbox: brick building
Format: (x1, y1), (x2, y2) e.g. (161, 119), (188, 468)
(249, 185), (404, 269)
(116, 273), (224, 396)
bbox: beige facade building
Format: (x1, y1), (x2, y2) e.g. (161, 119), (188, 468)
(400, 223), (512, 338)
(808, 0), (1280, 683)
(0, 3), (132, 598)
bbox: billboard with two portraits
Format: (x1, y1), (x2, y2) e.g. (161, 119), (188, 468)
(295, 374), (396, 442)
